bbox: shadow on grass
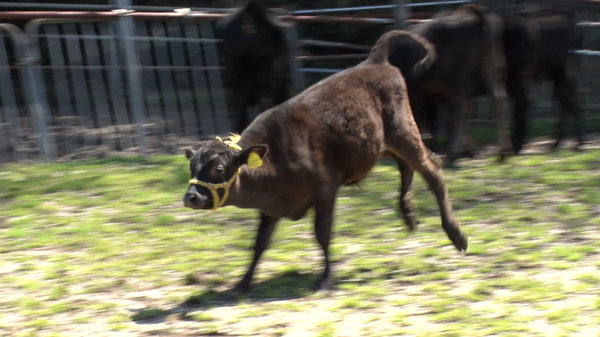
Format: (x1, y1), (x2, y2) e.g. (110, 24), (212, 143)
(131, 269), (318, 324)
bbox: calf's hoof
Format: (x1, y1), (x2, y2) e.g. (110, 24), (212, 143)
(402, 214), (418, 232)
(232, 280), (251, 294)
(313, 275), (334, 291)
(450, 231), (468, 253)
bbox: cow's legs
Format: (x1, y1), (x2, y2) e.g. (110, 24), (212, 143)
(509, 80), (529, 154)
(488, 76), (512, 160)
(313, 185), (337, 290)
(234, 212), (280, 293)
(396, 158), (418, 231)
(487, 80), (512, 161)
(446, 96), (466, 166)
(231, 89), (250, 133)
(553, 71), (584, 149)
(387, 131), (467, 252)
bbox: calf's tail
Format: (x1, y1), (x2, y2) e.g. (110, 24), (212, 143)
(370, 30), (437, 80)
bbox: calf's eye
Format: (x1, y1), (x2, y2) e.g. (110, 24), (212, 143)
(215, 165), (225, 174)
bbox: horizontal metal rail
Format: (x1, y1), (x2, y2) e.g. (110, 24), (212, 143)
(292, 4), (398, 15)
(0, 10), (397, 25)
(572, 49), (600, 57)
(0, 10), (227, 21)
(35, 33), (220, 44)
(291, 1), (472, 15)
(405, 0), (473, 7)
(299, 39), (372, 51)
(284, 15), (394, 25)
(299, 67), (345, 74)
(18, 65), (225, 71)
(0, 2), (233, 13)
(296, 54), (368, 62)
(577, 21), (600, 28)
(0, 1), (471, 15)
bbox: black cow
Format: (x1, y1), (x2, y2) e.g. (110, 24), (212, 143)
(502, 12), (583, 153)
(218, 0), (292, 132)
(390, 4), (512, 164)
(183, 30), (467, 292)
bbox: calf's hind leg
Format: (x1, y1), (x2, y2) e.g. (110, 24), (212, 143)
(396, 158), (418, 231)
(312, 184), (338, 290)
(387, 134), (468, 252)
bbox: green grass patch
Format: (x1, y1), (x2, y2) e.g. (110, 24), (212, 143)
(1, 145), (599, 336)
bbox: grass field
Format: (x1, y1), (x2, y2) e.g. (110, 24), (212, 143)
(0, 137), (599, 336)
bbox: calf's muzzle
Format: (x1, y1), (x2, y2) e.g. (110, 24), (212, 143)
(184, 168), (242, 210)
(183, 188), (208, 209)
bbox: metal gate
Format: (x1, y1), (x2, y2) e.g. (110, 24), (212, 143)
(0, 12), (231, 162)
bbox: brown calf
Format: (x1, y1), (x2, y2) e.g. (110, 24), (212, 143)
(183, 30), (467, 292)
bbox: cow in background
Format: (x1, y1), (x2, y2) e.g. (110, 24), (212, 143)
(502, 12), (583, 153)
(389, 4), (512, 165)
(218, 0), (293, 133)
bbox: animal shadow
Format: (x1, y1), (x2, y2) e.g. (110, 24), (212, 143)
(130, 270), (317, 324)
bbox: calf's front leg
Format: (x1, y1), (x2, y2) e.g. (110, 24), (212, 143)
(234, 213), (279, 293)
(313, 186), (337, 290)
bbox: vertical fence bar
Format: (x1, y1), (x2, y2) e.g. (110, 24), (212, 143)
(43, 23), (77, 156)
(150, 21), (182, 136)
(183, 22), (218, 135)
(80, 21), (116, 152)
(115, 0), (147, 153)
(136, 20), (166, 150)
(395, 0), (411, 28)
(286, 24), (304, 94)
(23, 58), (55, 160)
(199, 21), (230, 133)
(99, 21), (133, 150)
(63, 22), (96, 148)
(9, 22), (56, 160)
(167, 21), (199, 138)
(0, 32), (25, 161)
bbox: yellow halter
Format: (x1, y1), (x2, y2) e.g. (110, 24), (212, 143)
(188, 168), (242, 210)
(187, 133), (263, 211)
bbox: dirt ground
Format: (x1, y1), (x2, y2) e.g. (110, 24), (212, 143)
(1, 134), (599, 337)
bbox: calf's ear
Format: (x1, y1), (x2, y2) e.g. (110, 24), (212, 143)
(235, 145), (269, 169)
(184, 148), (197, 160)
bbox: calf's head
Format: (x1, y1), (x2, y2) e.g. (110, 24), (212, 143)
(183, 137), (268, 210)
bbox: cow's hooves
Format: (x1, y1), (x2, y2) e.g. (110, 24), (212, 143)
(512, 145), (523, 154)
(498, 149), (513, 162)
(443, 158), (459, 169)
(313, 276), (335, 291)
(232, 282), (251, 295)
(404, 217), (418, 232)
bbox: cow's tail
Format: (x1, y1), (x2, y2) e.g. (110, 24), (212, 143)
(468, 4), (506, 73)
(369, 30), (437, 80)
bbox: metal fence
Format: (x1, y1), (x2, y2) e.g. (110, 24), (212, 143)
(0, 1), (598, 162)
(0, 11), (231, 162)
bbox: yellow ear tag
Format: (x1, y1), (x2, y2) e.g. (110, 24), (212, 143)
(247, 152), (263, 169)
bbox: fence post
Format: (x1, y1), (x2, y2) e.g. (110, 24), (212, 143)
(1, 23), (56, 161)
(114, 0), (147, 154)
(394, 0), (411, 28)
(0, 24), (25, 161)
